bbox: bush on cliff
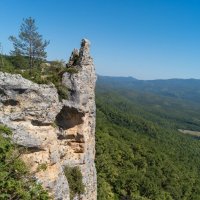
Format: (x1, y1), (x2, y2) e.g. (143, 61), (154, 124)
(0, 125), (49, 200)
(64, 166), (85, 199)
(0, 56), (75, 100)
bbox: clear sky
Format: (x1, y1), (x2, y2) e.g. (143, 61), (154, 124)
(1, 0), (200, 80)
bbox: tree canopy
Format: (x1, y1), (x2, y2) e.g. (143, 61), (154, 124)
(95, 79), (200, 200)
(9, 17), (49, 69)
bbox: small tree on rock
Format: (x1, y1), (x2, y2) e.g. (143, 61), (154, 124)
(9, 17), (49, 69)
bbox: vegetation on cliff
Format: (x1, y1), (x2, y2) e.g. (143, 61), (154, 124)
(0, 17), (79, 101)
(0, 125), (49, 200)
(64, 166), (85, 199)
(0, 54), (76, 100)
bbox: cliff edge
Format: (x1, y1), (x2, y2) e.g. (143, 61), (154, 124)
(0, 39), (97, 200)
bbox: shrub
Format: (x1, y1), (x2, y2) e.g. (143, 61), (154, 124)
(0, 56), (72, 100)
(6, 55), (29, 69)
(64, 166), (85, 199)
(0, 124), (50, 199)
(66, 67), (78, 74)
(37, 163), (48, 172)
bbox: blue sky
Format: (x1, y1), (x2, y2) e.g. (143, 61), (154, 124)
(1, 0), (200, 80)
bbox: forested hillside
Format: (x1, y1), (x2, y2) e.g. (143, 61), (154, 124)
(95, 76), (200, 200)
(98, 76), (200, 103)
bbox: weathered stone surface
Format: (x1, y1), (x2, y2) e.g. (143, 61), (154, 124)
(62, 39), (97, 200)
(0, 38), (97, 200)
(0, 72), (69, 199)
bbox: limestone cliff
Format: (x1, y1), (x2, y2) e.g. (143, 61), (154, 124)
(0, 39), (97, 200)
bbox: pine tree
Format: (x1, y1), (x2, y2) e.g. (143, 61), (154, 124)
(9, 17), (49, 69)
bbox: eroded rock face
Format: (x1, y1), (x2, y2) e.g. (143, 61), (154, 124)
(0, 72), (70, 199)
(0, 39), (97, 200)
(62, 39), (97, 200)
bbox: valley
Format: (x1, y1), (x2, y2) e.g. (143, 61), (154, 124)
(95, 76), (200, 200)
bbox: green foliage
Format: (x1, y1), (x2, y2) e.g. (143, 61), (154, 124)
(41, 61), (70, 100)
(0, 55), (16, 73)
(0, 124), (50, 199)
(95, 81), (200, 200)
(0, 125), (12, 135)
(64, 166), (85, 199)
(9, 17), (49, 69)
(66, 67), (78, 74)
(37, 163), (48, 172)
(6, 55), (29, 69)
(0, 56), (70, 100)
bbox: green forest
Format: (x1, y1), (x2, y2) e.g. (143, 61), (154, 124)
(95, 77), (200, 200)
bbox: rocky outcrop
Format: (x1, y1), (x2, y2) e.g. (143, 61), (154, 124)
(0, 72), (69, 199)
(62, 39), (97, 200)
(0, 39), (97, 200)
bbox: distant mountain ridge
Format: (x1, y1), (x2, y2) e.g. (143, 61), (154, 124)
(98, 75), (200, 81)
(97, 75), (200, 103)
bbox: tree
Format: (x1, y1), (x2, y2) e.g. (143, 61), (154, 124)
(9, 17), (49, 69)
(0, 43), (4, 69)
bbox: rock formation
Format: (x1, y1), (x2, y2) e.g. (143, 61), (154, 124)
(0, 39), (97, 200)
